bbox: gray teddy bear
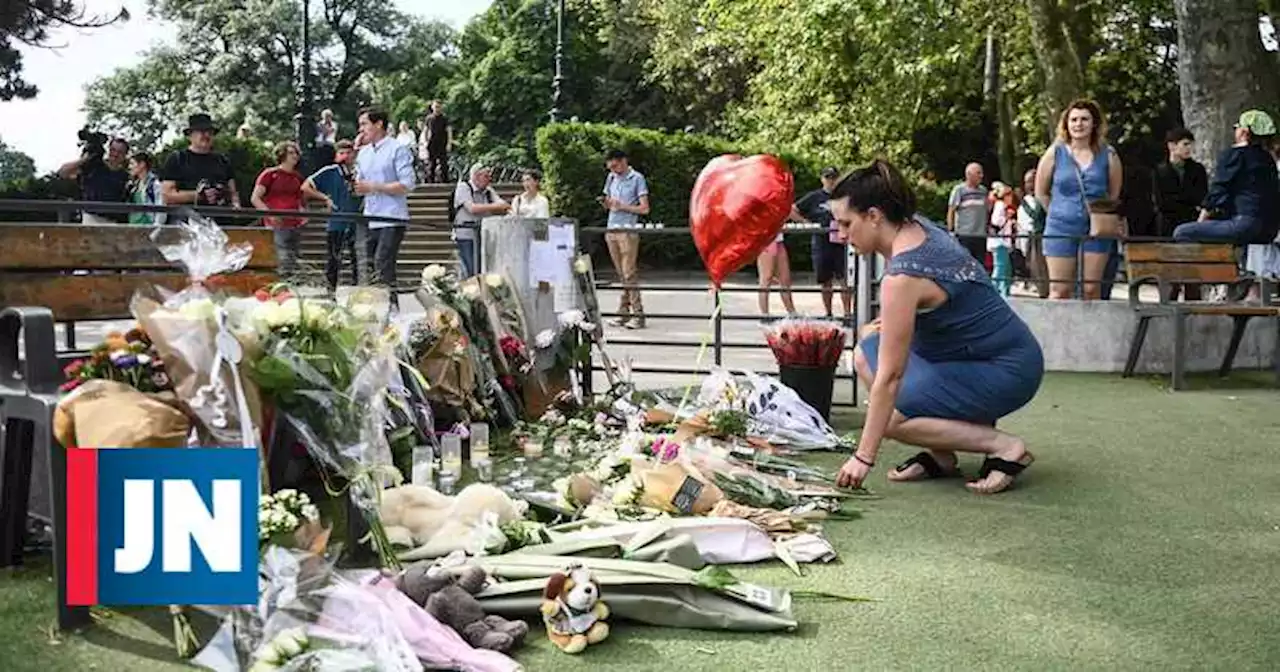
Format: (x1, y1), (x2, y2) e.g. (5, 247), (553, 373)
(397, 563), (530, 653)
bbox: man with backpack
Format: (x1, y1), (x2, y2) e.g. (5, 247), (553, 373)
(159, 113), (240, 218)
(452, 163), (510, 277)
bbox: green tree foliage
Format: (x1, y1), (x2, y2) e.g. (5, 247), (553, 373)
(68, 0), (1277, 198)
(359, 19), (458, 128)
(0, 173), (77, 220)
(0, 2), (127, 101)
(443, 0), (705, 168)
(647, 0), (992, 167)
(84, 1), (449, 150)
(0, 137), (37, 184)
(83, 45), (193, 151)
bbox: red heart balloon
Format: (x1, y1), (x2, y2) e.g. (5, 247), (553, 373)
(690, 154), (795, 287)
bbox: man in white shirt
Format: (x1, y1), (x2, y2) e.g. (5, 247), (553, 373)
(354, 105), (416, 307)
(453, 163), (510, 277)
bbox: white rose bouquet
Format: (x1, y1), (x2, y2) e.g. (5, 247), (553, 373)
(243, 285), (403, 568)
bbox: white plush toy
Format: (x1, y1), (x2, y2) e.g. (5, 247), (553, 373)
(380, 484), (527, 553)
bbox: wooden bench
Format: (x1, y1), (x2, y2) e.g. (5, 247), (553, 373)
(0, 223), (279, 357)
(0, 223), (277, 630)
(1122, 242), (1280, 390)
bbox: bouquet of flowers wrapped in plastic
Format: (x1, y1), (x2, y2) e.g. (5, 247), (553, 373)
(234, 285), (404, 569)
(194, 546), (522, 672)
(763, 317), (847, 369)
(478, 272), (543, 398)
(416, 265), (519, 426)
(694, 368), (843, 451)
(130, 216), (267, 449)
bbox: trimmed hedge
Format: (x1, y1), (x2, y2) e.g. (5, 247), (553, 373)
(535, 122), (826, 271)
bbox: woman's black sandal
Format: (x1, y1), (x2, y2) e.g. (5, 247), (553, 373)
(975, 457), (1030, 480)
(891, 452), (961, 480)
(967, 453), (1035, 494)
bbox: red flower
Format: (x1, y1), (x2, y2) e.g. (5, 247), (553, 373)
(59, 378), (83, 393)
(499, 335), (528, 358)
(500, 375), (517, 390)
(765, 320), (847, 368)
(254, 289), (271, 302)
(63, 359), (84, 377)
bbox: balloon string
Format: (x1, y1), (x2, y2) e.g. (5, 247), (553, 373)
(674, 289), (724, 419)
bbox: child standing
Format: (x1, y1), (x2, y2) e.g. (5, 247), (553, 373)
(988, 182), (1017, 297)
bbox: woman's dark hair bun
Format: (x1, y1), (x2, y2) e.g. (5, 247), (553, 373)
(831, 159), (916, 223)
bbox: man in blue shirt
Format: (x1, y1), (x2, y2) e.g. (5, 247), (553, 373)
(305, 140), (360, 292)
(355, 105), (416, 307)
(602, 149), (651, 329)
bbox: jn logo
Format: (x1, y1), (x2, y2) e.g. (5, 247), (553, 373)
(66, 448), (258, 606)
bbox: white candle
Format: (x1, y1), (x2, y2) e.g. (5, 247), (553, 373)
(441, 434), (463, 477)
(470, 423), (490, 466)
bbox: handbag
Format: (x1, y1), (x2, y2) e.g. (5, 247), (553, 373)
(1071, 147), (1122, 239)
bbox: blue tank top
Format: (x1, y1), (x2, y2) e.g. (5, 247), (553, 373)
(1047, 143), (1110, 227)
(886, 222), (1039, 361)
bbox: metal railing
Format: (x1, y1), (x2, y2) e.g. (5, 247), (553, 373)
(575, 223), (866, 407)
(5, 196), (1275, 403)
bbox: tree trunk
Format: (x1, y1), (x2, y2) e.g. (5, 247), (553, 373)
(1024, 0), (1087, 141)
(1174, 0), (1280, 170)
(986, 31), (1018, 183)
(998, 91), (1019, 184)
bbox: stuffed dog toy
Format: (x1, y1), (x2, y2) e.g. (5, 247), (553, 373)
(539, 565), (609, 654)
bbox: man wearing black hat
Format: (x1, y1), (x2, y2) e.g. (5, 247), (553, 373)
(160, 113), (240, 211)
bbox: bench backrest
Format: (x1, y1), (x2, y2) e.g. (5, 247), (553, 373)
(0, 224), (278, 321)
(1124, 242), (1239, 286)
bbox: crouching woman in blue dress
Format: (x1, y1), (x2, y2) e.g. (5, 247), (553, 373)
(832, 161), (1045, 495)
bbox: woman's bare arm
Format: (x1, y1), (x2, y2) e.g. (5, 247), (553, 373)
(1034, 148), (1055, 207)
(854, 274), (922, 462)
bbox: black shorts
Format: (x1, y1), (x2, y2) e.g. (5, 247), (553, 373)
(812, 239), (848, 284)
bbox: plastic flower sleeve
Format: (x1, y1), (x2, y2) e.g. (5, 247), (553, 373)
(741, 370), (841, 450)
(195, 547), (419, 672)
(263, 333), (404, 566)
(150, 214), (255, 307)
(129, 213), (267, 448)
(762, 316), (848, 369)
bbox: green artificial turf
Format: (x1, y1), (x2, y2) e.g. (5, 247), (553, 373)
(3, 372), (1279, 671)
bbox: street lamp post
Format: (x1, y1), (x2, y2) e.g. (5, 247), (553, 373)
(550, 0), (566, 123)
(295, 0), (314, 166)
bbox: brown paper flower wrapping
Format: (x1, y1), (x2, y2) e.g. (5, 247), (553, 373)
(131, 294), (264, 448)
(416, 330), (479, 414)
(522, 369), (569, 421)
(636, 461), (724, 515)
(54, 380), (190, 449)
